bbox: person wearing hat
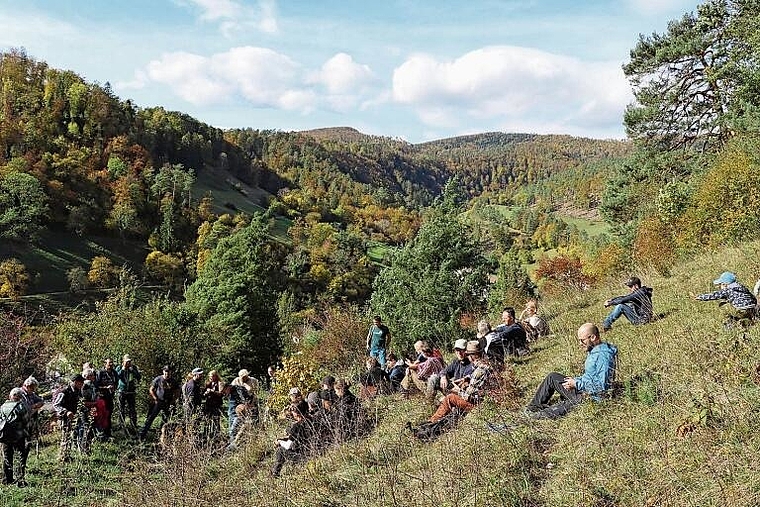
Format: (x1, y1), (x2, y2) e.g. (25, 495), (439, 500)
(425, 338), (475, 401)
(525, 323), (618, 420)
(182, 368), (205, 435)
(115, 354), (142, 435)
(225, 369), (258, 450)
(139, 366), (180, 441)
(427, 340), (491, 423)
(52, 374), (84, 462)
(695, 271), (757, 327)
(1, 387), (31, 486)
(602, 276), (654, 331)
(285, 387), (309, 420)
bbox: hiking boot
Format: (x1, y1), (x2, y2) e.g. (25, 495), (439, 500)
(16, 480), (27, 488)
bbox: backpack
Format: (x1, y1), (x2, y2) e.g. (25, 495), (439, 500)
(0, 401), (22, 444)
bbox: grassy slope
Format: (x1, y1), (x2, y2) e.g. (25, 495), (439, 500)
(10, 242), (760, 507)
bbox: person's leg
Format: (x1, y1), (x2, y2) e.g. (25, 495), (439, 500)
(271, 447), (287, 476)
(377, 348), (387, 370)
(527, 372), (571, 410)
(2, 441), (14, 484)
(139, 402), (162, 439)
(430, 394), (474, 422)
(537, 395), (584, 420)
(58, 420), (73, 462)
(16, 440), (28, 486)
(426, 374), (442, 399)
(410, 371), (427, 393)
(604, 304), (637, 329)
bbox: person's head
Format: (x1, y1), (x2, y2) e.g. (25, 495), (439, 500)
(122, 354), (132, 367)
(335, 379), (348, 397)
(267, 365), (276, 378)
(476, 319), (491, 338)
(524, 299), (538, 315)
(162, 366), (172, 378)
(373, 315), (382, 326)
(577, 323), (601, 352)
(23, 376), (39, 391)
(465, 340), (482, 361)
(306, 391), (320, 410)
(625, 276), (642, 290)
(191, 367), (203, 380)
(289, 387), (302, 401)
(420, 344), (434, 357)
(713, 271), (736, 287)
(413, 340), (425, 354)
(238, 369), (250, 381)
(290, 403), (305, 421)
(71, 373), (85, 389)
(386, 353), (397, 365)
(453, 338), (468, 360)
(104, 358), (114, 369)
(321, 375), (335, 390)
(365, 357), (379, 370)
(9, 387), (23, 401)
(82, 368), (96, 381)
(502, 307), (516, 325)
(208, 370), (220, 382)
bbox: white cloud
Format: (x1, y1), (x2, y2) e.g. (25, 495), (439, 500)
(305, 53), (377, 112)
(181, 0), (278, 36)
(392, 46), (632, 136)
(142, 47), (309, 109)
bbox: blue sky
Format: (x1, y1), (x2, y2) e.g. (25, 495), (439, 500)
(1, 0), (702, 143)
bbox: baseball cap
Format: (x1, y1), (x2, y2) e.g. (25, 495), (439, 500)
(713, 272), (736, 285)
(191, 367), (204, 375)
(289, 387), (301, 396)
(453, 338), (468, 350)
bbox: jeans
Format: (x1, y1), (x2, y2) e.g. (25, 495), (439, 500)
(369, 347), (387, 369)
(528, 372), (584, 419)
(603, 303), (639, 329)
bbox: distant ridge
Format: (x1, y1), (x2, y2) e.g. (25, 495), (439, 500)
(300, 126), (393, 144)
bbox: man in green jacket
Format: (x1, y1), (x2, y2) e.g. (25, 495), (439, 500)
(1, 387), (32, 487)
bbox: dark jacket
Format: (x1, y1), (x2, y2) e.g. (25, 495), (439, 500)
(441, 357), (473, 382)
(608, 286), (654, 323)
(53, 384), (82, 420)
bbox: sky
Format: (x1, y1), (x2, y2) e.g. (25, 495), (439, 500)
(0, 0), (703, 143)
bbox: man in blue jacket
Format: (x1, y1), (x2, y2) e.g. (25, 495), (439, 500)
(525, 323), (617, 420)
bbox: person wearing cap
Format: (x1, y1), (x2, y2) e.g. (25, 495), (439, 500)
(428, 338), (476, 400)
(366, 315), (392, 369)
(139, 366), (180, 441)
(525, 323), (618, 420)
(96, 358), (118, 439)
(428, 340), (491, 423)
(182, 368), (205, 436)
(52, 374), (84, 462)
(695, 271), (757, 327)
(2, 387), (31, 487)
(115, 354), (142, 434)
(602, 276), (654, 331)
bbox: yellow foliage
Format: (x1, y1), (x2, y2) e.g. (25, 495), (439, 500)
(266, 354), (323, 413)
(88, 256), (117, 288)
(0, 258), (29, 300)
(634, 216), (677, 275)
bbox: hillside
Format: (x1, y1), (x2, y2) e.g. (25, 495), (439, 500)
(7, 241), (760, 507)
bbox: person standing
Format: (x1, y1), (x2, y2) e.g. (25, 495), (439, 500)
(139, 366), (179, 441)
(366, 316), (391, 369)
(1, 388), (31, 487)
(52, 374), (84, 462)
(116, 354), (142, 434)
(182, 367), (204, 438)
(203, 370), (225, 441)
(96, 358), (118, 439)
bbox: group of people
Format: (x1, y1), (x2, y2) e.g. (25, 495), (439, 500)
(3, 271), (759, 484)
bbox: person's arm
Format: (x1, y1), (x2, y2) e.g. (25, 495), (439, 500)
(574, 351), (614, 394)
(385, 327), (391, 350)
(366, 325), (373, 350)
(695, 288), (727, 302)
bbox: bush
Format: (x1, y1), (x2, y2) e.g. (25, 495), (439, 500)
(0, 258), (30, 300)
(534, 254), (594, 294)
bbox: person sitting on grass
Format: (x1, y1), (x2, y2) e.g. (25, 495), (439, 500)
(426, 338), (474, 401)
(603, 276), (653, 331)
(694, 271), (757, 328)
(358, 357), (391, 399)
(524, 323), (617, 420)
(427, 340), (491, 423)
(400, 343), (445, 395)
(270, 404), (312, 477)
(518, 299), (550, 340)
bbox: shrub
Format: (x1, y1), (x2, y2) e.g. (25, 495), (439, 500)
(534, 254), (594, 294)
(88, 255), (118, 288)
(0, 258), (30, 300)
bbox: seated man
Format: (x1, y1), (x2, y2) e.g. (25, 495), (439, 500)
(428, 340), (491, 423)
(603, 276), (653, 331)
(385, 353), (407, 392)
(525, 323), (617, 420)
(695, 271), (757, 327)
(488, 308), (530, 364)
(359, 357), (391, 398)
(426, 338), (474, 400)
